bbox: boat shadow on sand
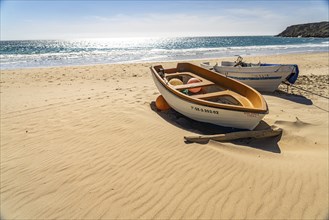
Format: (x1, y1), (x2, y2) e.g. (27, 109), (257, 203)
(263, 89), (313, 105)
(150, 102), (282, 154)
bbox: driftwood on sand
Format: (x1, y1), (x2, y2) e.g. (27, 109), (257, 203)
(184, 127), (282, 143)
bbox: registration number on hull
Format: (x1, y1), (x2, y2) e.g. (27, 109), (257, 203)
(191, 106), (219, 115)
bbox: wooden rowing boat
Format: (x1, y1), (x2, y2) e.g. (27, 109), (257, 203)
(150, 63), (269, 130)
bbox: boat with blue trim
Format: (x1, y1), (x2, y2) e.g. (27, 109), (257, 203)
(201, 56), (299, 92)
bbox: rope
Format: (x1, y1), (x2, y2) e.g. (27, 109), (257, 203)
(283, 82), (329, 99)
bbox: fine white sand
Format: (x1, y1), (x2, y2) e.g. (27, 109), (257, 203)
(1, 52), (328, 219)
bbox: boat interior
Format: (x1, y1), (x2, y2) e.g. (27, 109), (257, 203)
(163, 71), (253, 108)
(220, 61), (261, 67)
(221, 56), (261, 67)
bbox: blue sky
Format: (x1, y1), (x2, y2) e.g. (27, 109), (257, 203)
(1, 0), (328, 40)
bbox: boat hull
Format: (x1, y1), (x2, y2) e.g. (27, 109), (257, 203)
(213, 65), (295, 92)
(152, 73), (266, 130)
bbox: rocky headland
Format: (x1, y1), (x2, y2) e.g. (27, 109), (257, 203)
(277, 21), (329, 38)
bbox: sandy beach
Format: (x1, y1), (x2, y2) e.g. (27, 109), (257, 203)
(1, 52), (328, 219)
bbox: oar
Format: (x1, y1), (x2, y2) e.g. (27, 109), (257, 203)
(184, 127), (282, 143)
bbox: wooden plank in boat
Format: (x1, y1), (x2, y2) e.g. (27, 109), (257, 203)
(165, 72), (203, 79)
(165, 72), (215, 89)
(173, 81), (215, 90)
(192, 90), (253, 108)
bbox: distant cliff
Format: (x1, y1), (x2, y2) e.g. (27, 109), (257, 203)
(276, 21), (329, 38)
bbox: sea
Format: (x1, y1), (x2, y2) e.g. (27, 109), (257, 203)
(0, 36), (328, 69)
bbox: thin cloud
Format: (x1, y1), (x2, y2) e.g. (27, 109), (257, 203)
(1, 1), (328, 40)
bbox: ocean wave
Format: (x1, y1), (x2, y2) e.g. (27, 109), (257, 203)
(1, 37), (328, 69)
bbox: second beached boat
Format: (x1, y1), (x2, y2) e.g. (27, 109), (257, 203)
(150, 63), (268, 130)
(201, 56), (299, 92)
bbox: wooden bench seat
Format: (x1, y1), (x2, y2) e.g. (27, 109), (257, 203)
(173, 81), (215, 90)
(165, 72), (215, 90)
(164, 72), (202, 79)
(192, 90), (253, 108)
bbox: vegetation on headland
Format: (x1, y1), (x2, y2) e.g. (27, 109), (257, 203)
(276, 21), (329, 38)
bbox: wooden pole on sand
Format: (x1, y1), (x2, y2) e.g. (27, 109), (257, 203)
(184, 127), (282, 143)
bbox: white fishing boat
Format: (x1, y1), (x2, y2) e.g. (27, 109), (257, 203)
(201, 56), (299, 92)
(150, 63), (268, 130)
